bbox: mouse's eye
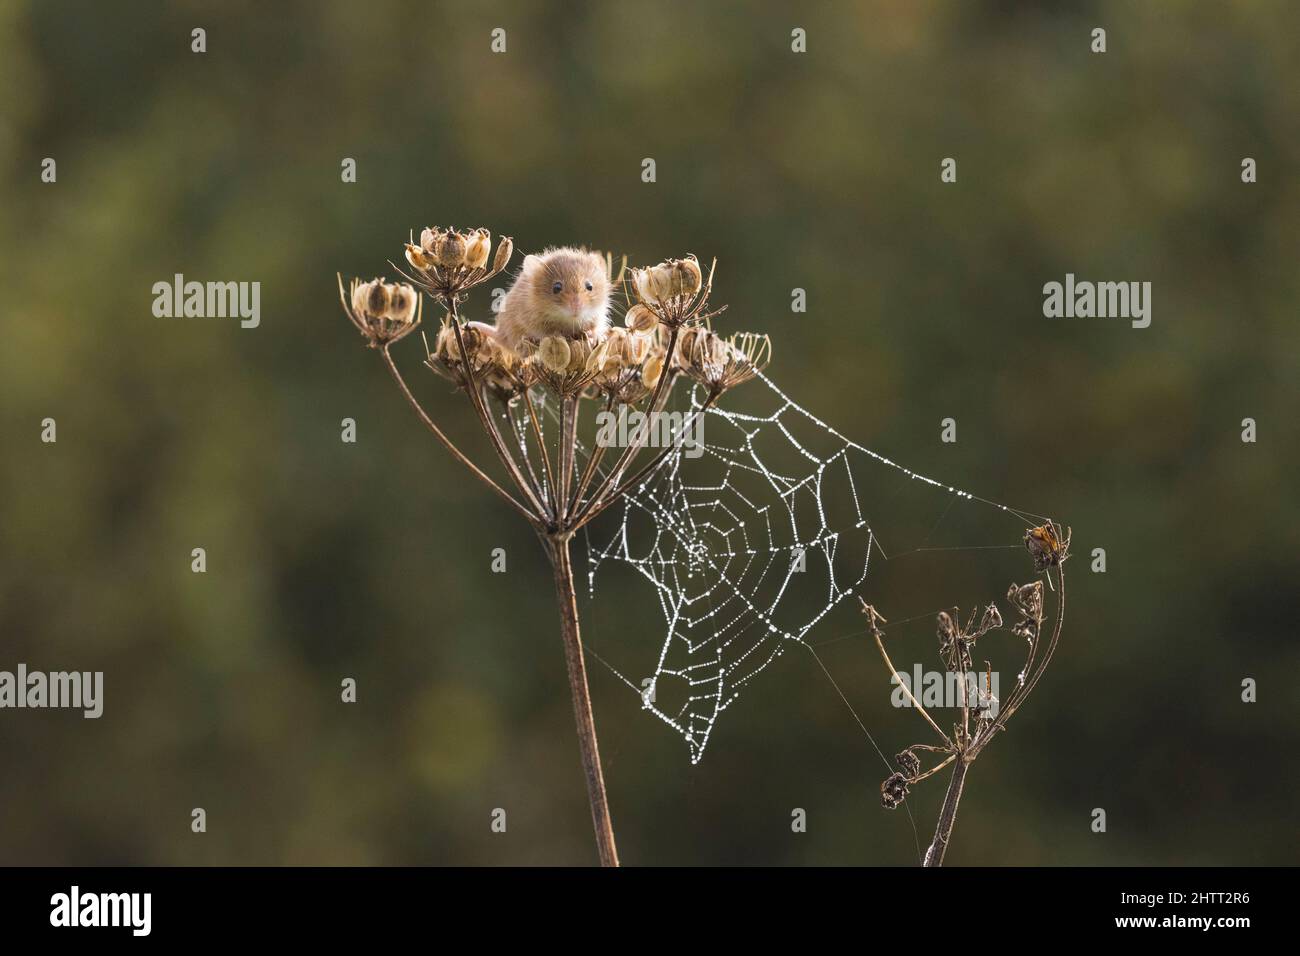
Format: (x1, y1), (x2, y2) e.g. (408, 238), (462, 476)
(551, 281), (563, 294)
(584, 280), (594, 292)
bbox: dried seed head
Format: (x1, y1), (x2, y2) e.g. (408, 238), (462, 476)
(434, 319), (483, 364)
(419, 226), (444, 257)
(881, 772), (909, 809)
(341, 276), (420, 347)
(978, 603), (1003, 636)
(895, 749), (921, 780)
(492, 235), (514, 274)
(464, 228), (491, 270)
(538, 336), (571, 373)
(1007, 581), (1044, 619)
(435, 229), (467, 269)
(625, 303), (658, 334)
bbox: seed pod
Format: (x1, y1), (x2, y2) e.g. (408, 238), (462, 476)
(434, 321), (462, 362)
(625, 303), (657, 334)
(464, 228), (491, 270)
(386, 284), (417, 323)
(674, 255), (702, 296)
(492, 235), (514, 274)
(625, 330), (652, 365)
(630, 267), (658, 305)
(641, 352), (664, 389)
(352, 280), (373, 316)
(675, 325), (703, 363)
(567, 335), (592, 372)
(364, 279), (390, 317)
(420, 226), (443, 257)
(405, 243), (431, 272)
(436, 230), (467, 269)
(539, 336), (571, 373)
(649, 263), (678, 301)
(602, 328), (630, 366)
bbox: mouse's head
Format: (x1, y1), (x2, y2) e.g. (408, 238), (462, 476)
(522, 247), (610, 327)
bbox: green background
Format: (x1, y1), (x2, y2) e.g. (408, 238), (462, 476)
(1, 0), (1296, 865)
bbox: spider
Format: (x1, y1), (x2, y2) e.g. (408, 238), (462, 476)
(1024, 520), (1071, 573)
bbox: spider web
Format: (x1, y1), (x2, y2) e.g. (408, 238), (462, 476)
(576, 371), (1049, 764)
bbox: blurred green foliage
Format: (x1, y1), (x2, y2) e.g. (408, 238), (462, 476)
(0, 0), (1296, 865)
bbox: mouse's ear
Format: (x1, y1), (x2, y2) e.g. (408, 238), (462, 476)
(522, 254), (541, 271)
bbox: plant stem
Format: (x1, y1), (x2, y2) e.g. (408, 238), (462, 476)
(923, 755), (969, 867)
(380, 346), (535, 524)
(549, 534), (619, 867)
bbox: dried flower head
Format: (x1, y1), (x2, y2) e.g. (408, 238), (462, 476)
(895, 749), (921, 780)
(881, 772), (910, 809)
(397, 225), (514, 302)
(1007, 580), (1045, 642)
(339, 275), (422, 347)
(627, 254), (723, 328)
(424, 317), (522, 400)
(672, 327), (770, 396)
(530, 332), (608, 395)
(591, 328), (656, 403)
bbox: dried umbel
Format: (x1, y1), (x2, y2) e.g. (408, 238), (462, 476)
(339, 276), (421, 347)
(1007, 580), (1045, 642)
(627, 253), (724, 328)
(673, 327), (772, 396)
(590, 328), (656, 403)
(936, 601), (1003, 673)
(530, 332), (607, 395)
(400, 226), (514, 302)
(864, 518), (1067, 867)
(425, 317), (522, 400)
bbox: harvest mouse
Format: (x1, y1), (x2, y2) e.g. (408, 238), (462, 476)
(491, 247), (611, 354)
